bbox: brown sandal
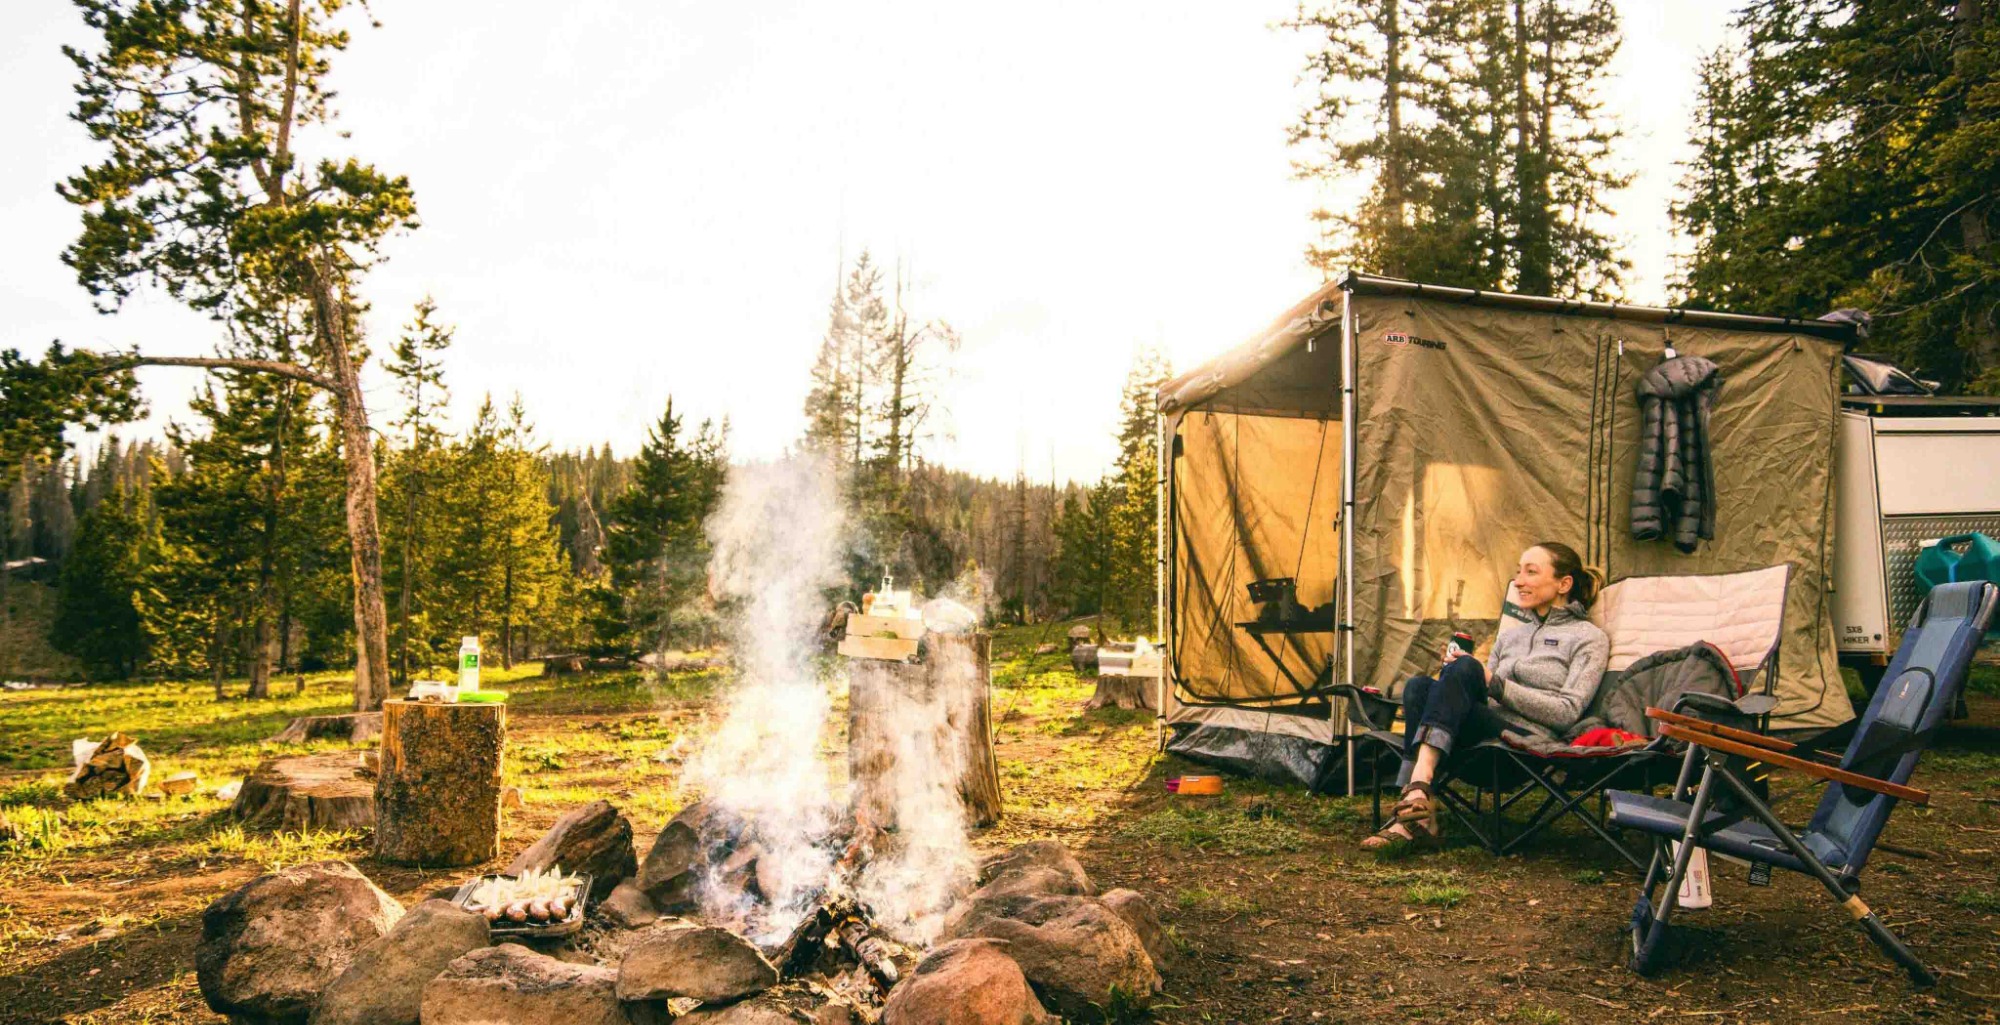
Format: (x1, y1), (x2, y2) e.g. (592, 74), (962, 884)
(1360, 782), (1443, 851)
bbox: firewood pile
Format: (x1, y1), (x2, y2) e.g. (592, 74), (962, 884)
(64, 732), (151, 800)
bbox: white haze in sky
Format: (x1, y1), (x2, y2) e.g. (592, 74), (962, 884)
(1, 1), (1738, 482)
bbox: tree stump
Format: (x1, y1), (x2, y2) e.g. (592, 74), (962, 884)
(266, 712), (383, 745)
(1085, 675), (1158, 712)
(233, 753), (376, 831)
(374, 699), (505, 867)
(847, 631), (1003, 831)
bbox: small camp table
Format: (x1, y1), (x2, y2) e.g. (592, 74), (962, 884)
(1232, 619), (1336, 698)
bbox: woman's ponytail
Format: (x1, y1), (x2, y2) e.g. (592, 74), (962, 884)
(1532, 541), (1601, 609)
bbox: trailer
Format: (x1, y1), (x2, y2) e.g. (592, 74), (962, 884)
(1830, 358), (2000, 691)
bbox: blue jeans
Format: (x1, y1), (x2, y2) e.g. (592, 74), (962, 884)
(1396, 657), (1506, 786)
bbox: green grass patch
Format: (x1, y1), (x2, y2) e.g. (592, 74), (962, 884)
(172, 824), (366, 870)
(0, 779), (61, 808)
(1568, 868), (1605, 885)
(1344, 860), (1462, 888)
(1304, 798), (1366, 830)
(1507, 1005), (1566, 1025)
(1405, 882), (1469, 907)
(1119, 807), (1309, 855)
(1967, 664), (1999, 697)
(1927, 748), (2000, 774)
(1954, 887), (2000, 913)
(1173, 886), (1258, 915)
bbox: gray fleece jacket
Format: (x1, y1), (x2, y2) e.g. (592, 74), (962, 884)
(1487, 601), (1610, 739)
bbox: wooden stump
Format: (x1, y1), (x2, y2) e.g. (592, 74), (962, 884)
(847, 631), (1003, 831)
(373, 699), (505, 867)
(1085, 674), (1159, 711)
(266, 711), (383, 745)
(232, 753), (375, 831)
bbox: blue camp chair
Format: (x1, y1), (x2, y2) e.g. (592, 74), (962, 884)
(1607, 580), (1998, 987)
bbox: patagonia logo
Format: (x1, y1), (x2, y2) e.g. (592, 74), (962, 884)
(1542, 638), (1560, 648)
(1383, 331), (1446, 351)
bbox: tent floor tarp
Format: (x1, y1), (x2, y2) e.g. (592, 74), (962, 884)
(1165, 724), (1345, 791)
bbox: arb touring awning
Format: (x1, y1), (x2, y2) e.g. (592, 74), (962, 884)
(1155, 273), (1857, 787)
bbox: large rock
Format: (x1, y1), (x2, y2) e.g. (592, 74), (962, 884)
(506, 800), (636, 899)
(942, 891), (1048, 942)
(636, 802), (744, 910)
(420, 944), (627, 1025)
(1097, 889), (1170, 971)
(195, 860), (405, 1025)
(975, 842), (1093, 899)
(678, 995), (802, 1025)
(941, 843), (1095, 941)
(598, 879), (659, 929)
(616, 924), (778, 1004)
(964, 896), (1160, 1022)
(310, 899), (488, 1025)
(882, 939), (1050, 1025)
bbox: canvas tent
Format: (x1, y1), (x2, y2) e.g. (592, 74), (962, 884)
(1157, 273), (1858, 788)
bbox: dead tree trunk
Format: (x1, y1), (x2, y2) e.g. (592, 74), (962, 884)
(846, 631), (1002, 832)
(308, 261), (391, 713)
(934, 632), (1004, 827)
(373, 698), (505, 866)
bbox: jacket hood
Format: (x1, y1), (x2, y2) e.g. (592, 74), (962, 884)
(1636, 354), (1720, 400)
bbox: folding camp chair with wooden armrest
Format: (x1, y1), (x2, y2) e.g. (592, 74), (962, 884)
(1608, 580), (1998, 986)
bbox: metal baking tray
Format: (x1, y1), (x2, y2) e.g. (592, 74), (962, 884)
(449, 872), (593, 939)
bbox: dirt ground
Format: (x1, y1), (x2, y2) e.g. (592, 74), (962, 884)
(1, 649), (1995, 1025)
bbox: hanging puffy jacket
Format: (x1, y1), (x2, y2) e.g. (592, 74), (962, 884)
(1631, 355), (1721, 553)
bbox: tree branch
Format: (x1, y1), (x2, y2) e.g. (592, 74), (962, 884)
(108, 353), (339, 392)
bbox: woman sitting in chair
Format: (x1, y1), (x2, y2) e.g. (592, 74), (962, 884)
(1362, 541), (1610, 851)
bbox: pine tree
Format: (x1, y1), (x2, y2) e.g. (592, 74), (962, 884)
(58, 0), (419, 709)
(870, 263), (960, 500)
(381, 299), (454, 684)
(598, 401), (727, 656)
(1672, 2), (1999, 389)
(802, 253), (889, 473)
(491, 398), (572, 668)
(51, 486), (152, 679)
(1288, 0), (1628, 296)
(1050, 482), (1118, 617)
(1104, 351), (1172, 628)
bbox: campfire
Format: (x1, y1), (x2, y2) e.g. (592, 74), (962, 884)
(194, 458), (1164, 1025)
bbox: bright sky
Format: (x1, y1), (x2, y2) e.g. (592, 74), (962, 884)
(3, 1), (1738, 483)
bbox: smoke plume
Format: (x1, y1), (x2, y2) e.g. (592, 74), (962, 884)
(686, 454), (849, 940)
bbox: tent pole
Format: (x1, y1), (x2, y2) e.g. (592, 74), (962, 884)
(1340, 286), (1359, 796)
(1155, 411), (1169, 752)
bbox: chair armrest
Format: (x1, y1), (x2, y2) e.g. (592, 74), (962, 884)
(1647, 707), (1842, 764)
(1328, 685), (1398, 732)
(1671, 690), (1777, 720)
(1649, 707), (1795, 751)
(1656, 723), (1930, 805)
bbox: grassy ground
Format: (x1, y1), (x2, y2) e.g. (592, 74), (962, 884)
(1, 631), (1996, 1024)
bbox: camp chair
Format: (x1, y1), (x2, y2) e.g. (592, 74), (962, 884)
(1609, 580), (1997, 986)
(1339, 565), (1792, 869)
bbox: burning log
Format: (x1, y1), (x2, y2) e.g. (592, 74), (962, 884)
(774, 893), (910, 998)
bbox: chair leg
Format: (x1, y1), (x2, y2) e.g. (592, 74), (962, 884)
(1632, 764), (1719, 976)
(1705, 757), (1937, 987)
(1370, 744), (1384, 830)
